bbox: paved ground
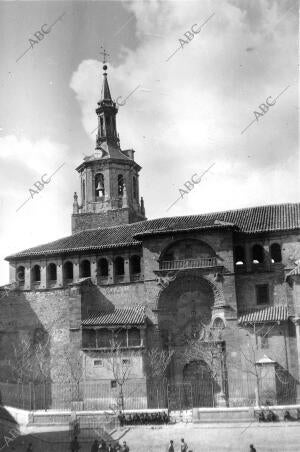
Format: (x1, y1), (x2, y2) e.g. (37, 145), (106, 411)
(123, 422), (300, 451)
(3, 422), (300, 451)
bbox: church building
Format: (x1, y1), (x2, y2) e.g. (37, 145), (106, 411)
(1, 60), (300, 410)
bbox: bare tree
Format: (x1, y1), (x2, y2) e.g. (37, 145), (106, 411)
(105, 339), (140, 412)
(143, 348), (174, 381)
(53, 346), (84, 402)
(226, 321), (287, 407)
(10, 314), (64, 384)
(10, 334), (33, 383)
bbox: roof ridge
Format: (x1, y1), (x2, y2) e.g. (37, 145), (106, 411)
(6, 202), (300, 260)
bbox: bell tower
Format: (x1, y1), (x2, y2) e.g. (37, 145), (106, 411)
(71, 48), (146, 234)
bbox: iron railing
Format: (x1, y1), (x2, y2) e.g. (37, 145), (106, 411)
(159, 257), (217, 271)
(1, 377), (297, 411)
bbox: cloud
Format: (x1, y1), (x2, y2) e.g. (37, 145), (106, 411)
(69, 0), (298, 222)
(0, 135), (71, 285)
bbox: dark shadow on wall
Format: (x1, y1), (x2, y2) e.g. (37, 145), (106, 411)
(80, 283), (116, 318)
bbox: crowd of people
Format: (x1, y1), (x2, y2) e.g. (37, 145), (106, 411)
(90, 438), (129, 451)
(70, 436), (130, 451)
(256, 408), (277, 422)
(118, 411), (170, 426)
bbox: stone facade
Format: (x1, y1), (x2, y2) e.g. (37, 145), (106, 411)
(1, 63), (300, 410)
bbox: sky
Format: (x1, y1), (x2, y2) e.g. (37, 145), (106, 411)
(0, 0), (298, 285)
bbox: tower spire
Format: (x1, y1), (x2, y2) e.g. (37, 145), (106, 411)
(99, 46), (112, 101)
(95, 46), (119, 151)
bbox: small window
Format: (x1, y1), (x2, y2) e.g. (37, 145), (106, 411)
(82, 180), (86, 203)
(80, 259), (91, 278)
(122, 358), (131, 365)
(252, 244), (264, 264)
(130, 255), (141, 275)
(100, 116), (104, 135)
(16, 266), (25, 283)
(63, 261), (73, 280)
(32, 265), (41, 283)
(118, 175), (124, 196)
(47, 263), (57, 281)
(94, 359), (103, 367)
(234, 246), (245, 265)
(133, 176), (138, 200)
(256, 284), (269, 305)
(270, 243), (282, 263)
(95, 173), (105, 198)
(111, 380), (117, 389)
(115, 257), (124, 276)
(98, 258), (109, 277)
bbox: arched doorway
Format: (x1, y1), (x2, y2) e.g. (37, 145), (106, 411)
(183, 360), (215, 407)
(156, 271), (220, 409)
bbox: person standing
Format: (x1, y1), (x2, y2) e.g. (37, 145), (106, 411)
(91, 439), (99, 452)
(250, 445), (257, 452)
(168, 440), (175, 452)
(180, 438), (188, 452)
(121, 441), (129, 452)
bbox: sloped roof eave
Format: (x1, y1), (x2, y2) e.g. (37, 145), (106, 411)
(5, 241), (141, 261)
(81, 306), (146, 327)
(5, 202), (300, 261)
(238, 305), (289, 324)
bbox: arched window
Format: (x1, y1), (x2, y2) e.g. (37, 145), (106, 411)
(212, 317), (225, 329)
(115, 257), (124, 276)
(100, 116), (104, 136)
(234, 246), (245, 265)
(118, 175), (124, 196)
(32, 265), (41, 283)
(130, 255), (141, 274)
(63, 261), (73, 280)
(80, 259), (91, 278)
(270, 243), (282, 263)
(95, 173), (105, 198)
(133, 176), (138, 200)
(98, 258), (108, 277)
(82, 180), (86, 204)
(47, 263), (57, 281)
(16, 265), (25, 284)
(252, 244), (264, 264)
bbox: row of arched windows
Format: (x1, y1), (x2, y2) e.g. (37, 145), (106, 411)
(16, 255), (142, 285)
(80, 173), (138, 201)
(234, 243), (282, 266)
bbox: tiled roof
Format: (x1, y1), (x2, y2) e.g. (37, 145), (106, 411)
(82, 306), (146, 327)
(6, 202), (300, 260)
(238, 305), (289, 324)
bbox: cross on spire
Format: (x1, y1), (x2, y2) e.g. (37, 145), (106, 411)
(100, 46), (110, 65)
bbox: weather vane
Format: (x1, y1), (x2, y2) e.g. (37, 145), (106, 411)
(100, 45), (110, 65)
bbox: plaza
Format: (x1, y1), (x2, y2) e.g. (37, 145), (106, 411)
(3, 421), (300, 451)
